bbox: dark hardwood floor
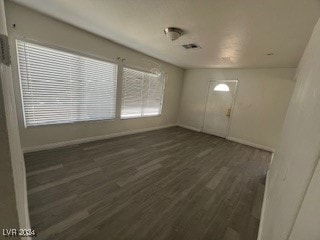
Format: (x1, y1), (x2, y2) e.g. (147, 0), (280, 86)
(24, 127), (271, 240)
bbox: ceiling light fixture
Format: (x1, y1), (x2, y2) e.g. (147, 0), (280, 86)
(164, 27), (184, 41)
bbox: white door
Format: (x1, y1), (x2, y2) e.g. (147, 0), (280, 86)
(202, 81), (237, 138)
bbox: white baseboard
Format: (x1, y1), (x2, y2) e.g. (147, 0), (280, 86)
(257, 167), (271, 240)
(23, 124), (176, 153)
(177, 124), (201, 132)
(177, 125), (275, 152)
(227, 136), (275, 152)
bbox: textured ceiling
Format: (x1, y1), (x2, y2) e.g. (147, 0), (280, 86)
(10, 0), (320, 69)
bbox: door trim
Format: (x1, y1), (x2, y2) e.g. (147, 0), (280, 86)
(201, 79), (238, 138)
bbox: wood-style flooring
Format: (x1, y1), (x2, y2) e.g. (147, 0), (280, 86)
(24, 127), (271, 240)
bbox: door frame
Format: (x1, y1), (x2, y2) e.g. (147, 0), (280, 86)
(201, 79), (239, 138)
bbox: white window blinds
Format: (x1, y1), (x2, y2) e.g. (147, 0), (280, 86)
(16, 40), (118, 127)
(121, 67), (165, 119)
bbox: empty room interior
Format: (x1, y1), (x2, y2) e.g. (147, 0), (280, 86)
(1, 0), (320, 239)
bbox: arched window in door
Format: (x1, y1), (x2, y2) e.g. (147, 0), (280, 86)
(213, 83), (230, 92)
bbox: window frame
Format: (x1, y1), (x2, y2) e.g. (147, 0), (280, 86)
(15, 38), (119, 128)
(120, 66), (165, 120)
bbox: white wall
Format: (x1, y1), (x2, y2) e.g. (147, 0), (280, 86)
(289, 159), (320, 240)
(5, 2), (184, 150)
(178, 68), (295, 151)
(260, 19), (320, 240)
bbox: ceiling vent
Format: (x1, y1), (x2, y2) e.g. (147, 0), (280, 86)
(182, 43), (201, 50)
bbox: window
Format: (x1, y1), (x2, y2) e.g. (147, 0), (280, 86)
(121, 67), (165, 119)
(16, 40), (117, 127)
(213, 83), (230, 92)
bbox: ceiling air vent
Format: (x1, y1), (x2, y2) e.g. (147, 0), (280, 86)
(182, 43), (201, 50)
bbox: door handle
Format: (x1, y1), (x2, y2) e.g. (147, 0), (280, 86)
(226, 108), (231, 117)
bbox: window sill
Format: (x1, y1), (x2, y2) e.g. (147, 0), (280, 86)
(24, 118), (116, 128)
(120, 114), (161, 120)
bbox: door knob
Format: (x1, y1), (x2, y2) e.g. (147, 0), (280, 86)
(226, 108), (231, 117)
